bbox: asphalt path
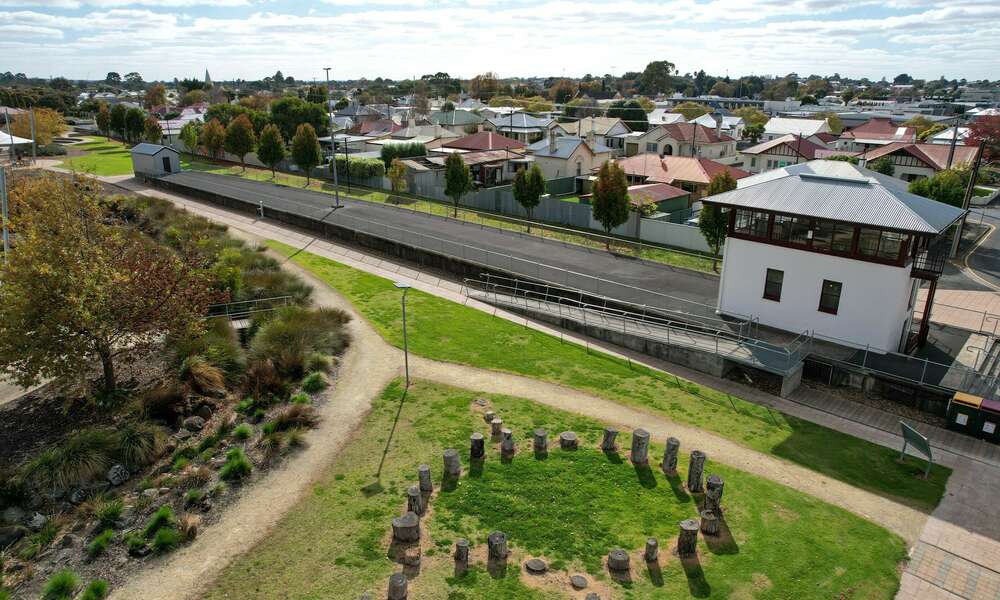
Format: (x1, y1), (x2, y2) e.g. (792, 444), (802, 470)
(964, 208), (1000, 290)
(160, 171), (725, 323)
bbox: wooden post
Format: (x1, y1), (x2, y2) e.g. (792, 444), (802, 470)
(487, 531), (508, 561)
(417, 464), (432, 493)
(533, 428), (547, 453)
(662, 437), (680, 474)
(443, 449), (461, 478)
(406, 485), (424, 515)
(601, 427), (618, 451)
(687, 450), (706, 493)
(454, 538), (470, 565)
(644, 537), (659, 562)
(490, 418), (503, 438)
(484, 410), (495, 424)
(677, 519), (699, 557)
(705, 474), (724, 515)
(500, 428), (514, 454)
(631, 428), (650, 464)
(391, 512), (420, 543)
(387, 572), (407, 600)
(607, 548), (630, 572)
(470, 432), (485, 460)
(559, 431), (578, 450)
(700, 510), (719, 536)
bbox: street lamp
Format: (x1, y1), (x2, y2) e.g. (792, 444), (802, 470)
(324, 67), (341, 208)
(394, 282), (411, 387)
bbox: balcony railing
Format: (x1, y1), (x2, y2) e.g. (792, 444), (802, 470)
(911, 247), (947, 279)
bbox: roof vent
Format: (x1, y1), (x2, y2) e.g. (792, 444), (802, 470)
(798, 172), (870, 185)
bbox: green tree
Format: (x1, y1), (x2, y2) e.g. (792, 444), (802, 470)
(305, 85), (328, 104)
(867, 157), (895, 176)
(224, 113), (257, 171)
(841, 88), (856, 105)
(96, 103), (111, 139)
(270, 97), (327, 140)
(109, 103), (127, 138)
(918, 123), (948, 142)
(700, 171), (737, 270)
(291, 123), (322, 185)
(733, 107), (768, 128)
(591, 161), (630, 246)
(142, 116), (162, 144)
(672, 101), (712, 120)
(444, 152), (473, 217)
(815, 111), (844, 134)
(638, 60), (676, 95)
(199, 118), (226, 159)
(512, 163), (546, 230)
(179, 121), (200, 154)
(909, 169), (966, 207)
(744, 123), (765, 143)
(334, 97), (349, 110)
(0, 175), (213, 396)
(441, 101), (455, 112)
(607, 100), (648, 132)
(387, 158), (407, 203)
(256, 123), (286, 178)
(124, 107), (145, 144)
(903, 115), (935, 137)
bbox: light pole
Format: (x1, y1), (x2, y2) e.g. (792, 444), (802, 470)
(324, 67), (341, 208)
(395, 282), (411, 387)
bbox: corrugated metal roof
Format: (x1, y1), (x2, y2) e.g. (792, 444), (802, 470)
(703, 160), (964, 234)
(131, 143), (175, 156)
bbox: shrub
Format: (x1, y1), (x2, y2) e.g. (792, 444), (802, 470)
(151, 527), (183, 554)
(286, 428), (306, 449)
(305, 352), (333, 373)
(171, 318), (246, 381)
(139, 384), (185, 422)
(250, 306), (350, 379)
(290, 392), (310, 405)
(93, 498), (124, 529)
(232, 423), (253, 440)
(268, 404), (319, 432)
(332, 155), (385, 179)
(172, 456), (190, 472)
(80, 580), (109, 600)
(243, 359), (286, 400)
(143, 505), (176, 539)
(116, 423), (166, 470)
(240, 269), (312, 305)
(86, 529), (114, 559)
(42, 569), (80, 600)
(300, 372), (328, 393)
(178, 513), (201, 542)
(184, 489), (205, 506)
(179, 466), (211, 489)
(180, 355), (227, 396)
(21, 429), (117, 491)
(124, 531), (146, 555)
(219, 448), (252, 481)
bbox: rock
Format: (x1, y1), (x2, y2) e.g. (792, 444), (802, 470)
(128, 544), (150, 557)
(196, 404), (213, 420)
(173, 429), (192, 442)
(54, 548), (73, 564)
(475, 398), (488, 407)
(2, 506), (26, 525)
(58, 534), (81, 549)
(586, 594), (601, 600)
(141, 488), (159, 499)
(0, 525), (26, 547)
(182, 416), (205, 432)
(164, 440), (178, 454)
(157, 463), (172, 474)
(107, 464), (130, 486)
(570, 574), (588, 589)
(25, 494), (44, 510)
(69, 489), (87, 505)
(524, 558), (547, 574)
(158, 487), (171, 496)
(26, 512), (47, 531)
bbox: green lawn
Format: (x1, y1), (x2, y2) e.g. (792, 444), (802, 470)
(268, 241), (950, 512)
(58, 137), (134, 176)
(208, 380), (906, 599)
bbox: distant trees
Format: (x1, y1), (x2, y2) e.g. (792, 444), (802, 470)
(110, 104), (127, 138)
(124, 108), (145, 144)
(814, 111), (844, 134)
(444, 152), (473, 217)
(564, 98), (601, 120)
(305, 85), (328, 105)
(441, 101), (455, 112)
(607, 100), (648, 132)
(105, 72), (122, 85)
(379, 142), (426, 168)
(270, 97), (326, 140)
(591, 161), (629, 245)
(12, 108), (66, 145)
(672, 101), (712, 120)
(512, 164), (546, 229)
(142, 116), (162, 144)
(548, 79), (576, 105)
(256, 124), (286, 177)
(199, 118), (226, 158)
(96, 103), (111, 139)
(733, 107), (768, 128)
(224, 114), (257, 171)
(638, 60), (676, 95)
(123, 72), (144, 91)
(291, 123), (322, 185)
(144, 83), (166, 109)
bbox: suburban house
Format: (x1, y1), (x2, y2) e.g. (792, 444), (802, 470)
(553, 117), (631, 156)
(836, 117), (917, 152)
(355, 118), (404, 137)
(484, 113), (555, 144)
(624, 182), (691, 213)
(705, 160), (965, 352)
(927, 127), (971, 145)
(441, 131), (526, 152)
(762, 117), (832, 142)
(426, 149), (527, 187)
(625, 123), (738, 164)
(691, 114), (746, 140)
(429, 110), (485, 135)
(614, 153), (750, 198)
(647, 109), (687, 126)
(861, 142), (979, 182)
(526, 130), (612, 180)
(739, 134), (831, 173)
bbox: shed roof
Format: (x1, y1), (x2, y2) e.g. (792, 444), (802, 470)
(130, 143), (176, 156)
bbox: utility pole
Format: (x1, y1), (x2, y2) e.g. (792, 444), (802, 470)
(29, 109), (36, 164)
(950, 143), (985, 258)
(324, 67), (341, 208)
(0, 165), (9, 264)
(945, 119), (959, 169)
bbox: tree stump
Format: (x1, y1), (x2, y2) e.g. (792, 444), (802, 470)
(687, 450), (706, 493)
(500, 428), (514, 454)
(559, 431), (578, 450)
(631, 428), (650, 464)
(487, 531), (508, 561)
(417, 464), (432, 493)
(443, 449), (461, 478)
(533, 429), (547, 453)
(677, 519), (699, 557)
(454, 538), (470, 564)
(607, 548), (630, 572)
(469, 433), (485, 460)
(387, 572), (408, 600)
(406, 485), (424, 515)
(490, 418), (503, 437)
(484, 410), (495, 424)
(600, 428), (618, 452)
(705, 474), (724, 515)
(644, 537), (659, 562)
(391, 512), (420, 543)
(700, 510), (719, 536)
(661, 437), (680, 474)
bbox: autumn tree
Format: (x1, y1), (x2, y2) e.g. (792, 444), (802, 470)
(224, 113), (257, 171)
(199, 118), (226, 159)
(0, 175), (214, 397)
(12, 108), (67, 146)
(592, 160), (630, 246)
(256, 123), (285, 177)
(512, 163), (546, 230)
(96, 103), (111, 139)
(143, 115), (162, 144)
(968, 115), (1000, 161)
(144, 83), (166, 109)
(444, 152), (473, 217)
(387, 158), (407, 203)
(291, 123), (322, 185)
(548, 79), (576, 105)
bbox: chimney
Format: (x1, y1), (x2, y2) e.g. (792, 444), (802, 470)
(715, 115), (722, 138)
(549, 128), (557, 153)
(585, 128), (596, 147)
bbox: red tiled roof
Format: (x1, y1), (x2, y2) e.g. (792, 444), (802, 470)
(442, 131), (526, 151)
(839, 117), (916, 142)
(357, 119), (402, 135)
(813, 132), (840, 144)
(657, 122), (734, 144)
(863, 142), (979, 170)
(615, 154), (750, 185)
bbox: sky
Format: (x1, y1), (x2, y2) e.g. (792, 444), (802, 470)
(0, 0), (997, 83)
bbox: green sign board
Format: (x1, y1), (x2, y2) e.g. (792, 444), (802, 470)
(900, 421), (933, 477)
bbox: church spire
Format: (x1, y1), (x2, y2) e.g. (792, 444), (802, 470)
(204, 69), (213, 88)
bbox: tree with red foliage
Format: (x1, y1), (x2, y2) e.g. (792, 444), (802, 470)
(967, 115), (1000, 161)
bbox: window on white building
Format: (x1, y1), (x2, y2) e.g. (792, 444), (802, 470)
(818, 280), (843, 314)
(646, 143), (658, 153)
(763, 268), (784, 301)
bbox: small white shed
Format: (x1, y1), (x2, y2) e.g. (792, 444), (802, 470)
(130, 143), (180, 177)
